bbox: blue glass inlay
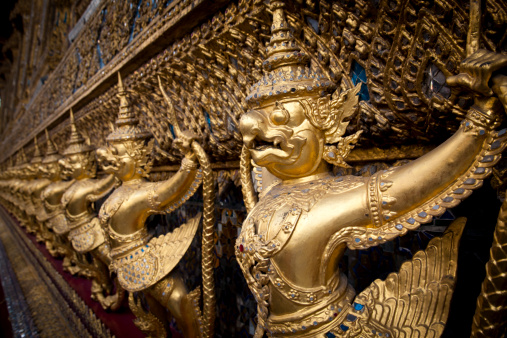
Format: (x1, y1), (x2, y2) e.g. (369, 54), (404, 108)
(128, 0), (143, 44)
(464, 178), (476, 185)
(481, 155), (494, 163)
(407, 218), (415, 224)
(340, 324), (349, 332)
(350, 60), (370, 102)
(306, 16), (319, 33)
(97, 44), (105, 69)
(204, 110), (213, 132)
(499, 129), (507, 136)
(95, 9), (107, 69)
(325, 332), (336, 338)
(353, 302), (364, 311)
(346, 314), (357, 321)
(423, 63), (451, 99)
(169, 124), (176, 138)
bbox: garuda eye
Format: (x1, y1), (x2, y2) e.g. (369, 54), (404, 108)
(270, 102), (289, 125)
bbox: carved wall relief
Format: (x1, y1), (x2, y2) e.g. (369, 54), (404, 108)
(0, 0), (506, 337)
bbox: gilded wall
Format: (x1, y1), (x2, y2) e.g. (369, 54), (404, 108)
(0, 0), (506, 337)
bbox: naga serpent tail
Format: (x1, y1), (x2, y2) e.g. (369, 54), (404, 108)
(471, 195), (507, 338)
(472, 80), (507, 338)
(192, 141), (216, 338)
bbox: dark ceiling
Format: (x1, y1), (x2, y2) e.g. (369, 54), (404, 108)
(0, 1), (17, 65)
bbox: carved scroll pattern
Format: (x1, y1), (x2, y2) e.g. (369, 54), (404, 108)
(5, 0), (507, 166)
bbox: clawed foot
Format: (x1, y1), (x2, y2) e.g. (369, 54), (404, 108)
(92, 280), (125, 311)
(101, 293), (123, 311)
(46, 243), (59, 257)
(62, 256), (82, 275)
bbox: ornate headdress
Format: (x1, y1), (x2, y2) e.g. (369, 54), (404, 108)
(106, 72), (152, 142)
(30, 136), (43, 164)
(245, 1), (336, 107)
(42, 129), (62, 164)
(17, 148), (28, 166)
(13, 148), (29, 176)
(103, 73), (154, 176)
(246, 1), (362, 168)
(62, 109), (94, 155)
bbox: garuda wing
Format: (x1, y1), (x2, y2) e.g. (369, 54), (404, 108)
(331, 217), (466, 338)
(115, 212), (202, 292)
(150, 212), (202, 274)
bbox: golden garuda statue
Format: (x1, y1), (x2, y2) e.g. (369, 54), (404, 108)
(39, 130), (76, 259)
(59, 109), (122, 309)
(95, 73), (216, 337)
(236, 1), (507, 337)
(11, 149), (31, 228)
(23, 136), (51, 241)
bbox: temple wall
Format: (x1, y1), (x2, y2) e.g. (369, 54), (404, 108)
(0, 0), (506, 337)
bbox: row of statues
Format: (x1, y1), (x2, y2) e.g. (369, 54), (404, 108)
(1, 1), (507, 337)
(0, 73), (209, 337)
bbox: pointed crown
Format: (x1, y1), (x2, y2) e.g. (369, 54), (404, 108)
(62, 109), (94, 155)
(30, 136), (43, 164)
(15, 148), (28, 169)
(245, 1), (336, 107)
(42, 129), (62, 164)
(106, 72), (151, 142)
(15, 151), (21, 166)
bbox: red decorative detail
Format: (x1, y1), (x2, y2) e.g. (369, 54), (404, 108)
(334, 313), (338, 317)
(239, 244), (244, 252)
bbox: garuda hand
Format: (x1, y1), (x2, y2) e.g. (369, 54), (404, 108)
(173, 130), (199, 160)
(447, 50), (507, 111)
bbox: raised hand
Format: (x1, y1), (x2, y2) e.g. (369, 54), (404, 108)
(173, 130), (199, 158)
(447, 49), (507, 96)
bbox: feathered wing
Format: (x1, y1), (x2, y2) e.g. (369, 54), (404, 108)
(353, 217), (466, 338)
(152, 212), (202, 276)
(115, 211), (202, 292)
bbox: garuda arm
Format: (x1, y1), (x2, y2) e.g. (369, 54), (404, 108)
(332, 50), (507, 251)
(147, 153), (201, 215)
(43, 179), (75, 209)
(86, 174), (117, 203)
